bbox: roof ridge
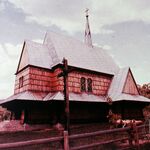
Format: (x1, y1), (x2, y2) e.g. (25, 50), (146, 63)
(45, 31), (93, 49)
(43, 32), (60, 67)
(25, 39), (45, 46)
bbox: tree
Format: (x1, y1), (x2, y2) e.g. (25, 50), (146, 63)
(143, 105), (150, 120)
(138, 83), (150, 99)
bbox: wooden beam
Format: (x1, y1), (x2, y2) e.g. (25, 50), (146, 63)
(70, 137), (128, 150)
(57, 58), (70, 132)
(64, 131), (69, 150)
(63, 58), (70, 132)
(69, 126), (131, 139)
(0, 136), (63, 149)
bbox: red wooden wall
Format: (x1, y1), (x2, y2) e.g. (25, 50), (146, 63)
(14, 67), (63, 94)
(67, 71), (111, 95)
(14, 66), (112, 96)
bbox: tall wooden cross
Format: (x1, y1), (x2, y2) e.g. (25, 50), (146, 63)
(63, 58), (70, 132)
(58, 58), (70, 132)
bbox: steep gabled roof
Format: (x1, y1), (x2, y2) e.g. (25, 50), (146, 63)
(17, 40), (53, 72)
(108, 67), (129, 100)
(17, 31), (119, 75)
(44, 32), (119, 74)
(108, 67), (149, 102)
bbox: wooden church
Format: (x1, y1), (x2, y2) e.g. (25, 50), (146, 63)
(0, 11), (149, 124)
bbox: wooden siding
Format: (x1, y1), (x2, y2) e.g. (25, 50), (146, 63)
(14, 67), (63, 94)
(14, 67), (30, 94)
(15, 66), (112, 96)
(68, 71), (111, 96)
(123, 71), (139, 95)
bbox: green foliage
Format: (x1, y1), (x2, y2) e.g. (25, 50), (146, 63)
(138, 83), (150, 99)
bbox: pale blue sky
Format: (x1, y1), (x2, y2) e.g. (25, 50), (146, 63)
(0, 0), (149, 98)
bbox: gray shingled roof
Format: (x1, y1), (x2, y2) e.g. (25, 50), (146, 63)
(5, 31), (148, 104)
(44, 92), (105, 102)
(108, 67), (150, 102)
(0, 91), (106, 104)
(18, 31), (119, 75)
(108, 67), (129, 100)
(18, 40), (53, 71)
(117, 93), (150, 102)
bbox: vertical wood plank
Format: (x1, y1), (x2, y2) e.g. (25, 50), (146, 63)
(63, 131), (69, 150)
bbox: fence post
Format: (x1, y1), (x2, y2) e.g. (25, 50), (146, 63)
(128, 123), (133, 149)
(148, 119), (150, 134)
(132, 121), (140, 150)
(64, 131), (69, 150)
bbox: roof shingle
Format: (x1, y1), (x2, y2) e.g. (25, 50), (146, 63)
(18, 31), (119, 75)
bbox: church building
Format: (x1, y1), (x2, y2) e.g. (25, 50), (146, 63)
(0, 11), (149, 124)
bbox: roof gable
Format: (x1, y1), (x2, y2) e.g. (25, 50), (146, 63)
(17, 42), (28, 72)
(107, 67), (147, 102)
(17, 40), (54, 73)
(122, 69), (139, 95)
(17, 31), (119, 75)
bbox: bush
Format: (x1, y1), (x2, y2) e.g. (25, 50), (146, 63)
(0, 106), (11, 121)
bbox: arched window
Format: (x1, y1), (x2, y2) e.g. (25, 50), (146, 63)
(87, 78), (92, 92)
(80, 77), (86, 92)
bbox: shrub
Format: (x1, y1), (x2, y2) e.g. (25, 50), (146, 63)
(0, 106), (11, 121)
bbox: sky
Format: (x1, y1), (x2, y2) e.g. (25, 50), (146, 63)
(0, 0), (150, 99)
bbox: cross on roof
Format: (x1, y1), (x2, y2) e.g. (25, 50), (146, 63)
(84, 8), (92, 47)
(85, 8), (89, 17)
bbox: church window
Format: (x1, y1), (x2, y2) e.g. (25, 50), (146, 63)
(81, 77), (86, 92)
(87, 78), (92, 92)
(19, 76), (24, 88)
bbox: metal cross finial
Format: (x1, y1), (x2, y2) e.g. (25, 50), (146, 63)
(85, 8), (89, 17)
